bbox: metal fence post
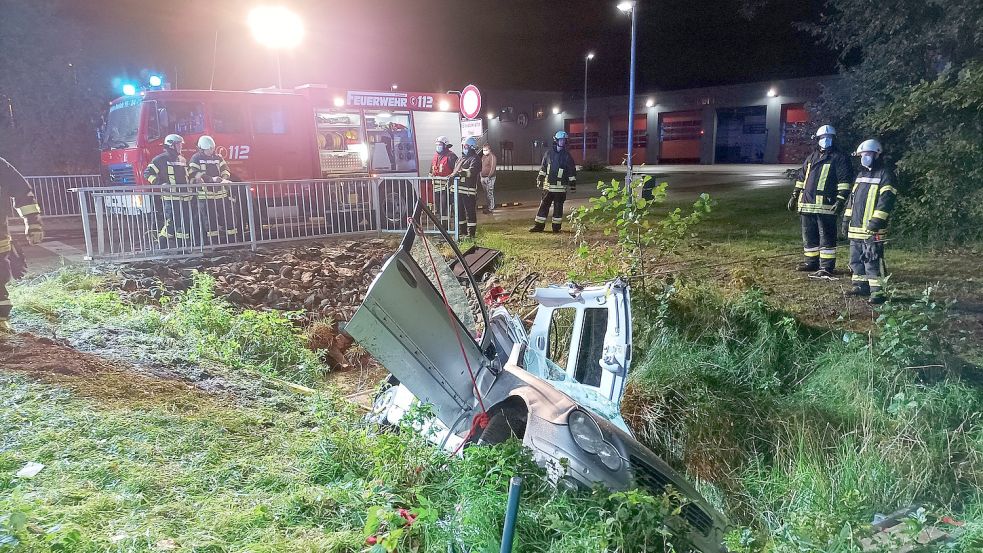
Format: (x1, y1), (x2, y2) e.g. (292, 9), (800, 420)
(244, 185), (258, 251)
(500, 476), (523, 553)
(453, 177), (460, 242)
(93, 195), (106, 257)
(77, 189), (94, 260)
(373, 177), (383, 233)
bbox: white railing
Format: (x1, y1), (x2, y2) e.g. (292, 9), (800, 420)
(71, 177), (460, 261)
(26, 174), (103, 217)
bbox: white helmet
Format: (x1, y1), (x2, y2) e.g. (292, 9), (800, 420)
(813, 125), (836, 138)
(855, 139), (883, 156)
(435, 135), (449, 145)
(163, 134), (184, 151)
(198, 135), (216, 150)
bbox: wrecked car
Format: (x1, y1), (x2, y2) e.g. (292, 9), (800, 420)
(345, 204), (728, 551)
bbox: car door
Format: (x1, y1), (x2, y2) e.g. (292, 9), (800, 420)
(345, 204), (493, 433)
(527, 279), (632, 405)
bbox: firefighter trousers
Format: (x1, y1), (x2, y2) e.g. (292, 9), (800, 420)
(0, 235), (10, 323)
(458, 192), (477, 238)
(434, 190), (453, 231)
(535, 191), (566, 231)
(198, 198), (238, 243)
(849, 239), (886, 295)
(160, 198), (199, 245)
(800, 213), (838, 270)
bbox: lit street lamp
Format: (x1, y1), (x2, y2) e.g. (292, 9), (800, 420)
(617, 0), (638, 188)
(583, 51), (594, 166)
(248, 6), (305, 89)
(391, 83), (398, 91)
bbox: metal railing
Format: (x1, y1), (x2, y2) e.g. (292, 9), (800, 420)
(72, 177), (462, 261)
(26, 174), (103, 217)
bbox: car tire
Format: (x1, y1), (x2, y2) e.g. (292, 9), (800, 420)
(379, 182), (415, 231)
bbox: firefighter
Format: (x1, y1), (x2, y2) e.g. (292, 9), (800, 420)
(844, 139), (897, 304)
(449, 136), (481, 239)
(189, 135), (237, 243)
(786, 124), (853, 278)
(144, 134), (194, 245)
(0, 157), (44, 334)
(529, 131), (577, 233)
(429, 136), (458, 230)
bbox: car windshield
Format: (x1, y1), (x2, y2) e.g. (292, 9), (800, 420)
(102, 98), (142, 150)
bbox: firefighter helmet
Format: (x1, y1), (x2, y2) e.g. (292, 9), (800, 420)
(163, 134), (184, 151)
(435, 136), (450, 145)
(463, 137), (478, 148)
(855, 139), (883, 155)
(554, 131), (569, 141)
(198, 135), (216, 151)
(813, 125), (836, 138)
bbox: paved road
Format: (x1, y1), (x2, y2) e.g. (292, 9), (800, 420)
(13, 164), (796, 270)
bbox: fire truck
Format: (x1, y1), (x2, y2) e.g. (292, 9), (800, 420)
(99, 86), (464, 227)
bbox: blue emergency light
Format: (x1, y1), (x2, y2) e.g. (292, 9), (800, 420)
(148, 75), (163, 87)
(122, 83), (137, 96)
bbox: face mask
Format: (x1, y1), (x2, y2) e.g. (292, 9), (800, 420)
(482, 149), (489, 155)
(436, 144), (444, 154)
(861, 153), (875, 169)
(818, 136), (833, 149)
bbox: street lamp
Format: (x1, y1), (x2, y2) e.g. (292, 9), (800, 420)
(583, 51), (595, 166)
(617, 0), (638, 187)
(248, 6), (304, 89)
(391, 83), (398, 91)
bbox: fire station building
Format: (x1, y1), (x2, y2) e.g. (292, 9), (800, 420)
(482, 75), (837, 167)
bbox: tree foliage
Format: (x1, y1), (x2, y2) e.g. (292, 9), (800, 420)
(0, 1), (103, 173)
(801, 0), (983, 242)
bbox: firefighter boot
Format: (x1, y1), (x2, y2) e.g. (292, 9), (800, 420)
(868, 294), (886, 305)
(0, 320), (11, 334)
(847, 282), (870, 297)
(528, 223), (545, 233)
(796, 260), (819, 272)
(551, 223), (562, 233)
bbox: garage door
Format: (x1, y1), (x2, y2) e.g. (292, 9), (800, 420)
(779, 103), (811, 164)
(658, 110), (702, 164)
(714, 106), (767, 164)
(609, 114), (647, 165)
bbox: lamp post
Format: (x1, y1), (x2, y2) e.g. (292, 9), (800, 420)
(583, 52), (594, 166)
(617, 1), (638, 187)
(248, 6), (304, 89)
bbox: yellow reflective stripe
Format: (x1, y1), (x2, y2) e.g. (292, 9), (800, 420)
(0, 238), (11, 253)
(534, 216), (546, 223)
(820, 252), (836, 259)
(558, 168), (564, 179)
(863, 185), (878, 227)
(794, 181), (805, 189)
(815, 163), (831, 199)
(837, 182), (851, 191)
(852, 275), (867, 282)
(16, 204), (40, 216)
(879, 185), (897, 195)
(844, 208), (852, 217)
(872, 210), (890, 220)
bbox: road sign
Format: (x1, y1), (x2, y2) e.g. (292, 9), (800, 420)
(460, 84), (481, 120)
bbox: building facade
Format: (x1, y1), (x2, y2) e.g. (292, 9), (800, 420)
(482, 75), (837, 167)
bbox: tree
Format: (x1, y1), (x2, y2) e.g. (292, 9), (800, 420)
(801, 0), (983, 242)
(0, 1), (104, 173)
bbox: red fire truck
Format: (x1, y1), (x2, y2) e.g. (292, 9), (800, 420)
(99, 86), (463, 225)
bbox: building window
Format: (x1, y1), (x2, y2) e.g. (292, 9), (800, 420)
(499, 106), (515, 122)
(534, 105), (546, 120)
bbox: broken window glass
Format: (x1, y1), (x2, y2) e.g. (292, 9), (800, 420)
(573, 308), (608, 387)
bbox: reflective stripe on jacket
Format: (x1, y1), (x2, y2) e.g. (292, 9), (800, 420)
(0, 156), (42, 221)
(794, 149), (852, 215)
(451, 152), (480, 196)
(189, 152), (232, 199)
(538, 147), (577, 193)
(845, 166), (898, 240)
(430, 151), (458, 192)
(144, 152), (191, 200)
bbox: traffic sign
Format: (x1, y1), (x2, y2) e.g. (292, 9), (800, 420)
(460, 84), (481, 120)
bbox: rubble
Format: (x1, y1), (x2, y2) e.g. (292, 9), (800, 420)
(112, 238), (395, 372)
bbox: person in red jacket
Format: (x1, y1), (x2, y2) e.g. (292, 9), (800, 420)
(429, 136), (458, 230)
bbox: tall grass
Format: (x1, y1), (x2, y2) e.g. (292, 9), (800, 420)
(627, 283), (983, 550)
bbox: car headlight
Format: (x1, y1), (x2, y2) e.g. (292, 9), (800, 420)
(596, 441), (622, 471)
(568, 410), (604, 454)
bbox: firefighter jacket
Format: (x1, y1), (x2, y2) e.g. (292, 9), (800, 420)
(0, 157), (43, 250)
(189, 151), (232, 199)
(430, 151), (458, 192)
(144, 151), (191, 200)
(538, 147), (577, 193)
(450, 152), (480, 196)
(844, 164), (898, 240)
(794, 148), (852, 215)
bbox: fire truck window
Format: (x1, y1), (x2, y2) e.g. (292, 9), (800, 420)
(252, 105), (289, 135)
(365, 112), (416, 173)
(212, 103), (244, 134)
(154, 102), (205, 138)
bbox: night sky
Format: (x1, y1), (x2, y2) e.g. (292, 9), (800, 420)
(65, 0), (836, 98)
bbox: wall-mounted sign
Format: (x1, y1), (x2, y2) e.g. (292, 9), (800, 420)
(460, 84), (482, 120)
(517, 112), (529, 128)
(345, 91), (457, 112)
(461, 119), (483, 139)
